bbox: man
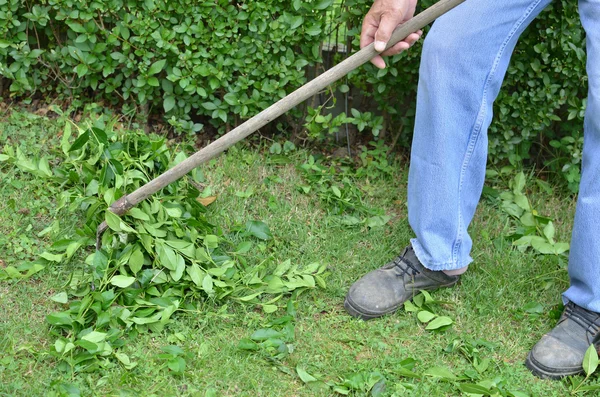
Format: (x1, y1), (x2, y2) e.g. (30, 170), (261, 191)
(344, 0), (600, 379)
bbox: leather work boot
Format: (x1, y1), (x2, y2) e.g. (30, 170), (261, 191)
(526, 302), (600, 379)
(344, 245), (460, 320)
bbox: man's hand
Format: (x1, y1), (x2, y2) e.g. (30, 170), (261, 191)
(361, 0), (421, 69)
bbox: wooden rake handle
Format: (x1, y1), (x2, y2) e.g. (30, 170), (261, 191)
(96, 0), (466, 248)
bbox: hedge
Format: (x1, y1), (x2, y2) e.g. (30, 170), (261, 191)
(0, 0), (588, 190)
(0, 0), (334, 133)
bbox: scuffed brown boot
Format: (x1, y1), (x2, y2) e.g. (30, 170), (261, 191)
(344, 245), (460, 320)
(526, 302), (600, 379)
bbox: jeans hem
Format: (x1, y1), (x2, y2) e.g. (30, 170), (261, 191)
(411, 238), (473, 271)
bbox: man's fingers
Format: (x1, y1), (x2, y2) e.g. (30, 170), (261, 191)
(370, 54), (387, 69)
(380, 31), (422, 56)
(360, 16), (378, 49)
(374, 12), (404, 52)
(380, 41), (410, 57)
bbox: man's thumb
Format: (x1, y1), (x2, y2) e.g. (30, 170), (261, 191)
(374, 12), (402, 52)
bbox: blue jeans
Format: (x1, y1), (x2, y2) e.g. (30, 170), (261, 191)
(409, 0), (600, 312)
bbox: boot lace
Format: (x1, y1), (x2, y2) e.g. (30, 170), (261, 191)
(563, 302), (600, 343)
(389, 250), (420, 278)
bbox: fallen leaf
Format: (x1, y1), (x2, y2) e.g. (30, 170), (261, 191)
(0, 259), (5, 268)
(197, 196), (217, 206)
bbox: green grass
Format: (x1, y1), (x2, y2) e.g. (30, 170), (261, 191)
(0, 109), (594, 396)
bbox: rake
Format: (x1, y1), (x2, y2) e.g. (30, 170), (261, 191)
(96, 0), (466, 248)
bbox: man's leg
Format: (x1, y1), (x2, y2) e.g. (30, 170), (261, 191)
(564, 0), (600, 316)
(526, 0), (600, 379)
(408, 0), (552, 271)
(345, 0), (553, 319)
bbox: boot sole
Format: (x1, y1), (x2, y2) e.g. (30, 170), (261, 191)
(525, 351), (584, 380)
(343, 297), (399, 320)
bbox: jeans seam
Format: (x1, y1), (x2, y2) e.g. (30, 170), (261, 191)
(452, 0), (543, 265)
(411, 238), (472, 271)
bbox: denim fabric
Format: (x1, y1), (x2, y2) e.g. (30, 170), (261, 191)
(564, 0), (600, 313)
(407, 0), (600, 312)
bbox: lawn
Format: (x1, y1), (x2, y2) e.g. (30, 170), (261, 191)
(0, 108), (594, 396)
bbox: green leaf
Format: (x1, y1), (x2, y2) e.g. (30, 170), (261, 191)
(238, 292), (262, 302)
(296, 365), (318, 383)
(47, 312), (73, 326)
(128, 248), (144, 274)
(203, 235), (219, 249)
(50, 292), (68, 304)
(305, 25), (321, 36)
(417, 310), (436, 323)
(238, 338), (259, 351)
(161, 345), (185, 356)
(425, 316), (453, 330)
(163, 96), (176, 112)
(513, 172), (526, 194)
(148, 59), (166, 76)
(40, 251), (63, 263)
(531, 240), (556, 255)
(128, 208), (150, 221)
(331, 185), (341, 198)
(157, 244), (178, 271)
(553, 242), (570, 254)
(251, 328), (282, 341)
(266, 276), (286, 294)
(202, 102), (218, 110)
(165, 240), (196, 257)
(75, 64), (88, 78)
(38, 156), (53, 177)
(245, 221), (272, 240)
(170, 252), (186, 282)
(202, 274), (214, 295)
(583, 344), (599, 376)
(82, 331), (107, 344)
(105, 211), (122, 232)
(262, 304), (278, 313)
(68, 130), (90, 152)
(314, 0), (333, 10)
(543, 221), (555, 242)
(167, 356), (186, 374)
(514, 194), (530, 211)
(223, 92), (238, 105)
(404, 300), (419, 312)
(110, 275), (136, 288)
(577, 385), (600, 392)
(423, 366), (456, 380)
(187, 263), (204, 286)
(274, 259), (292, 276)
(147, 77), (159, 87)
(289, 16), (303, 30)
(115, 352), (137, 369)
(459, 384), (491, 395)
(523, 302), (544, 314)
(234, 241), (253, 254)
(91, 127), (108, 145)
(366, 215), (392, 229)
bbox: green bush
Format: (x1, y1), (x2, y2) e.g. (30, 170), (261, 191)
(1, 0), (588, 190)
(0, 0), (334, 132)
